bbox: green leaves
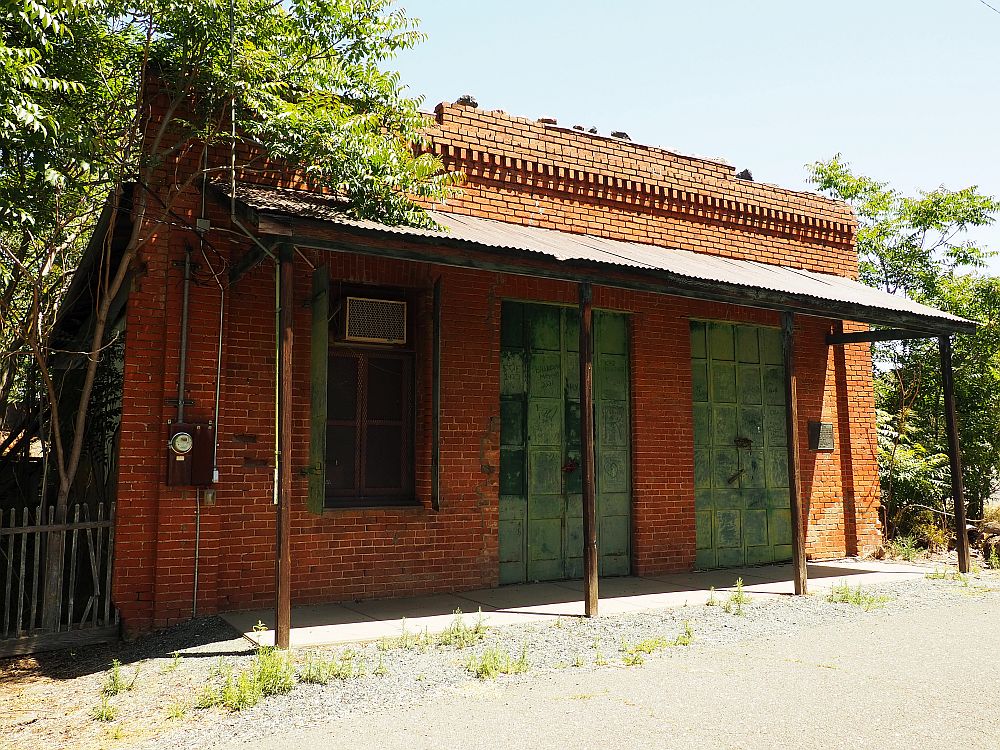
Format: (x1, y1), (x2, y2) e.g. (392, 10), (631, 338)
(810, 156), (1000, 527)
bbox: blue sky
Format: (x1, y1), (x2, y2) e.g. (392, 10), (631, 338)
(392, 0), (1000, 271)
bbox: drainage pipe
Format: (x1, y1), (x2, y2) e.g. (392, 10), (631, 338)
(177, 244), (192, 423)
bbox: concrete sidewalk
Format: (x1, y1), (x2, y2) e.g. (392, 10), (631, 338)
(221, 559), (926, 647)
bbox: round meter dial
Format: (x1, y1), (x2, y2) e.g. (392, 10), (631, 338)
(169, 431), (194, 455)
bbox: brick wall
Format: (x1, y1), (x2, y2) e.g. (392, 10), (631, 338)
(110, 99), (880, 632)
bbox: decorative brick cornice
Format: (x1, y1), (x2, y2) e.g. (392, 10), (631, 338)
(425, 143), (855, 247)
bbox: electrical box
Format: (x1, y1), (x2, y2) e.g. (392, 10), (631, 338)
(166, 421), (215, 486)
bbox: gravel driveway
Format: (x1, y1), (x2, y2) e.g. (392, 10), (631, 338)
(213, 580), (1000, 750)
(5, 568), (999, 750)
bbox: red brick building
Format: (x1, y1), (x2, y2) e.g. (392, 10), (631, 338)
(94, 100), (971, 633)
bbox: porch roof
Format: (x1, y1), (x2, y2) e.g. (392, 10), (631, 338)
(226, 183), (975, 335)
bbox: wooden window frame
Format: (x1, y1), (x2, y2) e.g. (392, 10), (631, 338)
(324, 285), (418, 509)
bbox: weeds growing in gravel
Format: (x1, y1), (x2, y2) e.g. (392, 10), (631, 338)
(465, 645), (529, 679)
(706, 587), (717, 606)
(102, 659), (138, 696)
(298, 649), (366, 684)
(92, 695), (117, 722)
(988, 549), (1000, 570)
(925, 568), (968, 584)
(619, 622), (695, 666)
(166, 701), (188, 720)
(437, 609), (488, 648)
(161, 651), (182, 673)
(197, 643), (295, 711)
(722, 579), (751, 615)
(379, 609), (488, 652)
(827, 583), (892, 611)
(884, 535), (924, 562)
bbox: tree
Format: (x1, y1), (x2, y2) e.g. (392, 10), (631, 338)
(0, 0), (453, 626)
(809, 156), (1000, 540)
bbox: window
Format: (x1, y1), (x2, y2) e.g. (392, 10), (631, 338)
(325, 290), (416, 507)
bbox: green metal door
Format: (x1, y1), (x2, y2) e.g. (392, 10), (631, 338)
(499, 301), (631, 584)
(691, 321), (793, 569)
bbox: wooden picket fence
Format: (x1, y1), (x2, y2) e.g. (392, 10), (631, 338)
(0, 502), (118, 656)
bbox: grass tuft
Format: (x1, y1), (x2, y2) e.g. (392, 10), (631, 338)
(92, 695), (117, 722)
(722, 578), (751, 615)
(196, 643), (295, 711)
(102, 659), (138, 696)
(465, 645), (529, 679)
(827, 582), (892, 611)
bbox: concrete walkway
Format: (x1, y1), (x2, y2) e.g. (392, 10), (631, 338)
(221, 559), (926, 647)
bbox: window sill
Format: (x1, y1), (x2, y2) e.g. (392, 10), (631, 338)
(321, 500), (426, 514)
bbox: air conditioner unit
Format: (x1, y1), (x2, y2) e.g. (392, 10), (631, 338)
(341, 296), (408, 345)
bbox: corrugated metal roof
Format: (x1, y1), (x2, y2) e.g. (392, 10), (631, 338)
(226, 183), (974, 333)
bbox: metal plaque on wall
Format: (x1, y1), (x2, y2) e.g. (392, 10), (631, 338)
(808, 421), (835, 452)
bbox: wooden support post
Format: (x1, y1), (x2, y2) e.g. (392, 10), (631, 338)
(782, 313), (808, 595)
(275, 247), (294, 649)
(940, 335), (971, 573)
(579, 283), (598, 617)
(431, 277), (442, 511)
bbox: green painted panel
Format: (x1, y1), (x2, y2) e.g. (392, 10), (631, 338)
(500, 351), (526, 396)
(690, 320), (707, 359)
(715, 510), (741, 548)
(711, 448), (740, 489)
(501, 301), (524, 348)
(528, 305), (560, 351)
(600, 402), (629, 447)
(764, 406), (787, 447)
(499, 301), (631, 584)
(743, 509), (768, 547)
(596, 312), (628, 354)
(564, 449), (582, 495)
(710, 362), (737, 403)
(500, 401), (524, 446)
(765, 449), (790, 489)
(528, 450), (562, 494)
(695, 512), (714, 549)
(737, 365), (762, 405)
(528, 400), (562, 446)
(598, 355), (628, 400)
(695, 490), (713, 512)
(691, 320), (792, 571)
(565, 402), (582, 448)
(738, 406), (763, 447)
(708, 322), (735, 360)
(499, 448), (524, 495)
(760, 327), (782, 365)
(691, 361), (709, 402)
(763, 365), (786, 405)
(745, 544), (772, 565)
(563, 352), (580, 399)
(713, 405), (738, 445)
(769, 508), (792, 546)
(717, 547), (745, 568)
(599, 515), (630, 557)
(600, 450), (630, 493)
(498, 495), (526, 585)
(743, 450), (765, 489)
(735, 325), (760, 363)
(529, 353), (561, 398)
(692, 403), (712, 447)
(693, 448), (712, 489)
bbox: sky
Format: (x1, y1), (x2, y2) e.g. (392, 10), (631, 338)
(392, 0), (1000, 271)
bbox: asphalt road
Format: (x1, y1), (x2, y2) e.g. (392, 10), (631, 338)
(217, 594), (1000, 750)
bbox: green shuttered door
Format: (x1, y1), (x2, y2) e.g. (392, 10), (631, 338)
(499, 302), (631, 584)
(691, 321), (793, 569)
